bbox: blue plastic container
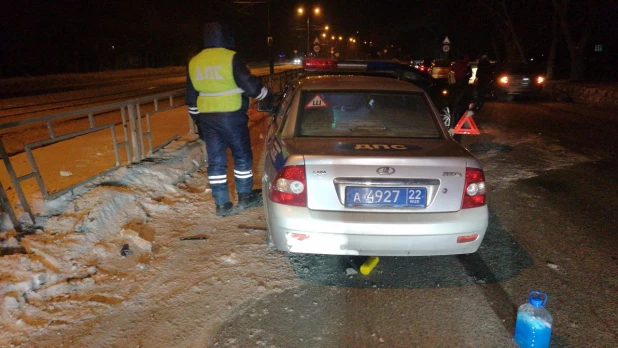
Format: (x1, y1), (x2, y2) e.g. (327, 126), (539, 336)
(514, 291), (553, 348)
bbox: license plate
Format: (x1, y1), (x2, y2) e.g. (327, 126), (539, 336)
(345, 187), (427, 207)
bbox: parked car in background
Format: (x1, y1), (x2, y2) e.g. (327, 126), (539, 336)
(491, 62), (545, 100)
(430, 59), (452, 81)
(417, 59), (433, 74)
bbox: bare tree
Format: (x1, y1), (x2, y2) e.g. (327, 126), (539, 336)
(551, 0), (599, 80)
(545, 13), (560, 79)
(476, 0), (528, 61)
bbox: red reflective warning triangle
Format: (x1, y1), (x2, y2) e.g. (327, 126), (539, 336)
(453, 111), (480, 135)
(305, 94), (329, 109)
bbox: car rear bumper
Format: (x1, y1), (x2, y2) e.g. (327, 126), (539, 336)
(265, 200), (488, 256)
(496, 85), (543, 95)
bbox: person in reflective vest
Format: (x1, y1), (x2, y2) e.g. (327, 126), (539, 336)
(186, 21), (270, 217)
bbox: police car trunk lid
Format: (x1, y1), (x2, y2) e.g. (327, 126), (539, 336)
(295, 138), (469, 213)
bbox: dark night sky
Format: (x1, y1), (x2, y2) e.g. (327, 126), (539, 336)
(1, 0), (616, 77)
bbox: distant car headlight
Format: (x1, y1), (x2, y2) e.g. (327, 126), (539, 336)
(293, 58), (301, 64)
(499, 76), (509, 84)
(536, 76), (544, 84)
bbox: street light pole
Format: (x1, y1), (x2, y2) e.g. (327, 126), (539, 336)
(306, 16), (310, 57)
(298, 6), (320, 57)
(268, 0), (274, 74)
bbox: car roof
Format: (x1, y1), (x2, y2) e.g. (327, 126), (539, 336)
(299, 74), (425, 93)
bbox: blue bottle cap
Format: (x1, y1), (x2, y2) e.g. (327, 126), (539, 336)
(529, 296), (544, 307)
(528, 291), (548, 307)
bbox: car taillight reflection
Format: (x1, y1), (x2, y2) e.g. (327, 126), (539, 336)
(269, 165), (307, 207)
(462, 168), (486, 209)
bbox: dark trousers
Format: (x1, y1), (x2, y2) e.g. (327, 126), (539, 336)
(193, 111), (254, 205)
(475, 80), (490, 111)
(451, 79), (473, 143)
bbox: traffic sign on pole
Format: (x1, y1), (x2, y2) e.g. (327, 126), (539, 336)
(443, 44), (451, 53)
(443, 36), (451, 45)
(313, 45), (321, 53)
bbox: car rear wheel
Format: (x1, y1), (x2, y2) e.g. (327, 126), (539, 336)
(440, 106), (451, 127)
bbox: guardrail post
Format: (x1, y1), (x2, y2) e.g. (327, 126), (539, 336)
(136, 103), (146, 160)
(0, 181), (22, 232)
(120, 106), (132, 164)
(0, 139), (36, 225)
(126, 102), (142, 163)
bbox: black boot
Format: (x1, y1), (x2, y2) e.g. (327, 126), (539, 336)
(215, 202), (237, 217)
(238, 189), (263, 210)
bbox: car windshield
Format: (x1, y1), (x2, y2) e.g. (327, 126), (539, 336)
(297, 91), (441, 138)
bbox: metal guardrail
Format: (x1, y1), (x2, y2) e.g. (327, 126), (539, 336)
(0, 68), (303, 231)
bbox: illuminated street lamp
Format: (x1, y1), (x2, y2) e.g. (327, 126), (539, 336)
(297, 6), (321, 56)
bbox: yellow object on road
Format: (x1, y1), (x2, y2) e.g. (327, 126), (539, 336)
(360, 256), (380, 275)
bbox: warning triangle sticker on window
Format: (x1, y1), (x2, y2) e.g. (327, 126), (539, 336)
(305, 94), (329, 109)
(453, 113), (480, 135)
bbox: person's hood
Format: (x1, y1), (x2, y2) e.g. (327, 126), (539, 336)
(203, 22), (235, 49)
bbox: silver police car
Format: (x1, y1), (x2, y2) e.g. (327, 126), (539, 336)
(259, 59), (488, 256)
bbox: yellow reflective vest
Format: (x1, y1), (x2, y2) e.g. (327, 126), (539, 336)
(188, 48), (242, 113)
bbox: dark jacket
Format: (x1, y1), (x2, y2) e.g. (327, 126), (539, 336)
(476, 58), (493, 85)
(186, 22), (267, 115)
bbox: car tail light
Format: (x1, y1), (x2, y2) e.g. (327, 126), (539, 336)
(269, 165), (307, 207)
(462, 168), (486, 209)
(536, 76), (544, 84)
(499, 76), (509, 84)
(303, 58), (337, 71)
(457, 234), (479, 243)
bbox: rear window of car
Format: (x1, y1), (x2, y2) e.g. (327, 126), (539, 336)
(501, 63), (539, 74)
(296, 91), (441, 139)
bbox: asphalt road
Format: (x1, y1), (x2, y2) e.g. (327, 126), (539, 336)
(213, 99), (618, 347)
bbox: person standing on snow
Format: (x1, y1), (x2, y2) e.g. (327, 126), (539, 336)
(474, 54), (492, 111)
(450, 55), (473, 142)
(186, 21), (271, 217)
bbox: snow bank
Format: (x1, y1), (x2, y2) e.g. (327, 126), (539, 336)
(0, 135), (206, 339)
